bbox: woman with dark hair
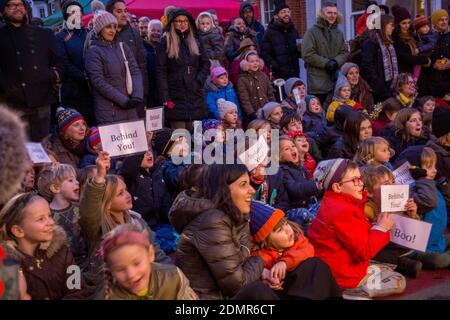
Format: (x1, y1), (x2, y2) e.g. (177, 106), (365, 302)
(391, 5), (430, 75)
(327, 112), (373, 160)
(156, 8), (210, 130)
(390, 73), (418, 108)
(361, 15), (398, 103)
(324, 62), (374, 112)
(169, 164), (340, 300)
(381, 108), (430, 160)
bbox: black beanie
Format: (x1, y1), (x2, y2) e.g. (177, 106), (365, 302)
(273, 0), (289, 15)
(61, 0), (83, 21)
(432, 105), (450, 138)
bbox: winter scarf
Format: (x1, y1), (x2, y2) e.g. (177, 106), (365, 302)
(376, 33), (399, 82)
(59, 134), (86, 157)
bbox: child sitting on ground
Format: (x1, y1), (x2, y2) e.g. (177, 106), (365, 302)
(0, 193), (89, 299)
(281, 78), (306, 118)
(250, 201), (341, 299)
(206, 67), (242, 120)
(37, 164), (88, 267)
(256, 102), (284, 129)
(236, 51), (275, 119)
(79, 127), (101, 169)
(308, 159), (406, 299)
(361, 165), (423, 278)
(100, 224), (197, 300)
(397, 147), (450, 269)
(302, 95), (327, 138)
(354, 136), (395, 170)
(327, 75), (363, 123)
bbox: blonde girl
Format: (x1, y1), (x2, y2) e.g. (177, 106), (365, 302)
(354, 136), (395, 168)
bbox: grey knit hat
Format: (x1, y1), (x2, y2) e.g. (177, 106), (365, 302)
(257, 102), (281, 120)
(339, 62), (359, 77)
(93, 10), (118, 35)
(314, 158), (350, 191)
(284, 77), (304, 96)
(217, 98), (238, 119)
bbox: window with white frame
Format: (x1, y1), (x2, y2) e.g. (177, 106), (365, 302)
(260, 0), (275, 26)
(39, 7), (45, 18)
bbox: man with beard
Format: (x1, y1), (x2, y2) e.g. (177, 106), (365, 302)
(262, 0), (301, 81)
(302, 2), (348, 104)
(55, 0), (95, 126)
(0, 0), (63, 142)
(144, 19), (163, 107)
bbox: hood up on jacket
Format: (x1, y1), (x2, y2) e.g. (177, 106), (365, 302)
(169, 190), (217, 233)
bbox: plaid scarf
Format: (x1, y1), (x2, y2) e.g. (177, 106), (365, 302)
(376, 33), (398, 82)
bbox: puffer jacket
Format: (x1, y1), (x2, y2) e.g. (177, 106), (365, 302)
(239, 2), (265, 48)
(3, 226), (89, 300)
(169, 190), (264, 300)
(85, 39), (143, 125)
(262, 19), (301, 80)
(308, 191), (390, 289)
(301, 14), (348, 95)
(198, 28), (224, 62)
(302, 109), (327, 136)
(205, 79), (242, 120)
(236, 70), (275, 116)
(327, 136), (357, 160)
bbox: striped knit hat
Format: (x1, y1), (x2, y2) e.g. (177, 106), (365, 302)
(250, 201), (285, 243)
(85, 127), (101, 154)
(56, 107), (84, 134)
(313, 158), (350, 191)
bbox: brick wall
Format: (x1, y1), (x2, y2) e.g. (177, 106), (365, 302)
(287, 0), (307, 36)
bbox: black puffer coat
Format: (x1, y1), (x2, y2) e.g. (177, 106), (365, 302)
(327, 136), (357, 160)
(381, 125), (431, 161)
(169, 190), (264, 300)
(156, 9), (210, 121)
(262, 19), (300, 80)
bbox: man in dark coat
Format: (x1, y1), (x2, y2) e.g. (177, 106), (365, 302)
(262, 1), (301, 80)
(0, 0), (63, 142)
(429, 9), (450, 96)
(239, 2), (265, 49)
(106, 0), (148, 118)
(56, 0), (95, 126)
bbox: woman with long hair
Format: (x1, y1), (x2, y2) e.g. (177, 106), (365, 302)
(156, 8), (210, 130)
(361, 15), (398, 103)
(381, 108), (430, 160)
(327, 112), (373, 160)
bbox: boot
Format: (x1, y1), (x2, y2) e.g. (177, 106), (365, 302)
(396, 256), (422, 278)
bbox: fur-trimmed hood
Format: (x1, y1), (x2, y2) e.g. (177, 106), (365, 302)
(239, 51), (265, 72)
(316, 10), (344, 28)
(3, 225), (67, 261)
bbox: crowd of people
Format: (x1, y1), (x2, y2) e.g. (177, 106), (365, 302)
(0, 0), (449, 301)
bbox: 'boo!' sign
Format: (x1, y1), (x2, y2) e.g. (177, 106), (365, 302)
(98, 120), (148, 157)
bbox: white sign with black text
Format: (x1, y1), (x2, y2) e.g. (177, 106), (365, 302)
(238, 135), (269, 172)
(390, 214), (432, 252)
(392, 161), (414, 185)
(98, 120), (148, 157)
(381, 185), (409, 213)
(25, 142), (52, 164)
(146, 107), (164, 132)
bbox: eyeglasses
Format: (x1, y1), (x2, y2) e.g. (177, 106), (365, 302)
(339, 176), (364, 186)
(174, 19), (189, 25)
(6, 2), (25, 9)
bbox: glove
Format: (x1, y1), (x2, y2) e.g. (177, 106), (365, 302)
(409, 166), (427, 180)
(123, 97), (142, 110)
(164, 101), (175, 109)
(325, 59), (338, 75)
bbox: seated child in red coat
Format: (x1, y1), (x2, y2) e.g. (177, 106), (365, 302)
(250, 201), (341, 300)
(308, 159), (406, 299)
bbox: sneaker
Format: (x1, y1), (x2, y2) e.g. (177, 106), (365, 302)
(397, 257), (422, 279)
(342, 287), (372, 300)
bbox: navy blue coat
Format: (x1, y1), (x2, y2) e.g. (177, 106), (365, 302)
(55, 27), (94, 123)
(119, 154), (171, 227)
(251, 169), (290, 213)
(280, 162), (321, 209)
(239, 2), (265, 49)
(143, 41), (161, 107)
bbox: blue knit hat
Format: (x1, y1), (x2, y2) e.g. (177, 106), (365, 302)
(250, 201), (285, 243)
(56, 107), (84, 134)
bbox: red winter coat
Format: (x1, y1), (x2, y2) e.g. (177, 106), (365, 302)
(252, 231), (314, 271)
(307, 191), (390, 289)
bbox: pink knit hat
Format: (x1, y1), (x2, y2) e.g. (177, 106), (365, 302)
(210, 66), (228, 84)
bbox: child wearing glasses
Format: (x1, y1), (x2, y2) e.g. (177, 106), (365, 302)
(308, 158), (406, 299)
